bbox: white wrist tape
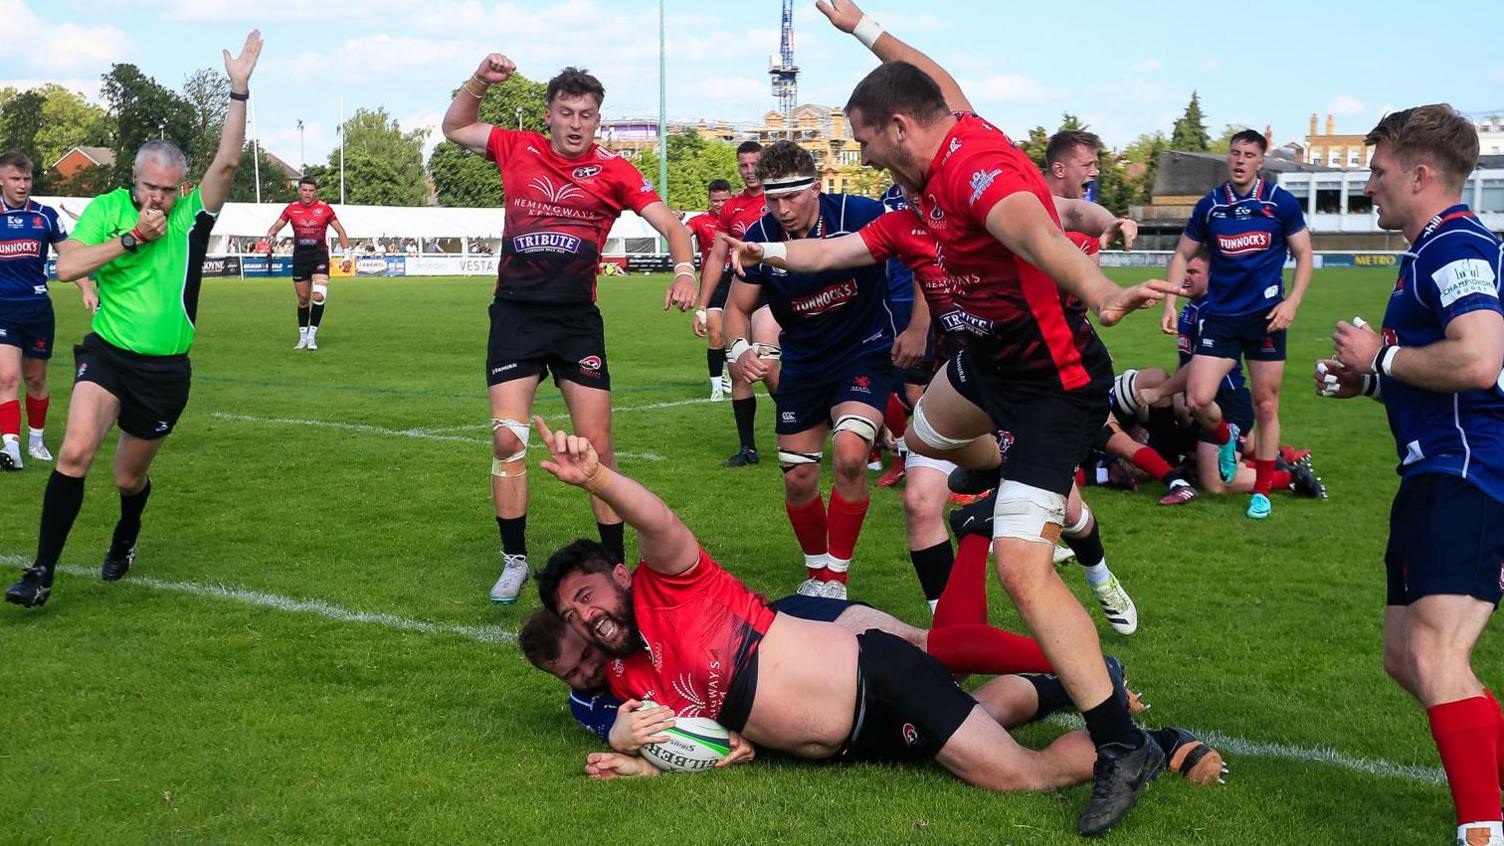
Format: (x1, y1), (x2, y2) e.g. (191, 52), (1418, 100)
(853, 15), (885, 50)
(758, 242), (787, 263)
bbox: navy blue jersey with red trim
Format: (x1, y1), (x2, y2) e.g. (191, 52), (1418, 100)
(0, 199), (67, 303)
(1379, 205), (1504, 503)
(1184, 178), (1307, 318)
(739, 193), (894, 370)
(880, 184), (915, 304)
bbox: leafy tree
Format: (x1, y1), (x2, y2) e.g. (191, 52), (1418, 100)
(1209, 123), (1253, 154)
(334, 108), (427, 206)
(1120, 131), (1168, 206)
(32, 85), (111, 173)
(100, 64), (196, 185)
(839, 164), (889, 199)
(631, 130), (740, 210)
(429, 73), (548, 207)
(181, 68), (228, 180)
(1170, 91), (1210, 152)
(0, 90), (46, 182)
(228, 143), (295, 203)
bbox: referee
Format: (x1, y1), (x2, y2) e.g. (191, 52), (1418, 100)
(5, 31), (264, 608)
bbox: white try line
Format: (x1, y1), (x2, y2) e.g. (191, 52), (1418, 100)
(1, 555), (1448, 789)
(0, 555), (515, 645)
(209, 412), (664, 461)
(417, 395), (742, 434)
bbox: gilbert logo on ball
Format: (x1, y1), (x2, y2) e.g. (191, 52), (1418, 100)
(639, 707), (732, 773)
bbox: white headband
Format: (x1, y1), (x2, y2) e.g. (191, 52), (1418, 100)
(761, 175), (817, 196)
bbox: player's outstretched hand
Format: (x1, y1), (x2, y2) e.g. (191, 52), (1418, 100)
(1097, 279), (1174, 326)
(475, 53), (516, 86)
(223, 30), (263, 89)
(664, 276), (695, 312)
(1102, 217), (1138, 251)
(716, 731), (757, 768)
(534, 415), (602, 488)
(585, 751), (661, 781)
(1331, 318), (1381, 374)
(816, 0), (865, 32)
(608, 699), (675, 754)
(1315, 359), (1365, 399)
(719, 233), (761, 276)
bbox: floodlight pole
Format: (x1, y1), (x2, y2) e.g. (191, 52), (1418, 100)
(250, 93), (262, 204)
(338, 96), (346, 205)
(657, 0), (669, 254)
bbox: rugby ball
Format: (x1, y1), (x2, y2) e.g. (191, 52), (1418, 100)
(640, 711), (732, 773)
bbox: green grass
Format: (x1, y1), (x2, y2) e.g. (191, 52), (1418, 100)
(0, 268), (1492, 844)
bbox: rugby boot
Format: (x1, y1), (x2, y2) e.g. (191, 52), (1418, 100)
(1288, 456), (1327, 499)
(488, 553), (529, 604)
(1150, 727), (1227, 786)
(1, 435), (22, 471)
(4, 565), (53, 608)
(1158, 483), (1199, 506)
(27, 433), (52, 462)
(1077, 731), (1165, 837)
(101, 542), (136, 582)
(1246, 492), (1272, 520)
(1091, 574), (1139, 636)
(721, 446), (759, 468)
(1217, 422), (1240, 484)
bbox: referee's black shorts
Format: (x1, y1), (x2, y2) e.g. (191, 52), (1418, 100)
(73, 333), (192, 439)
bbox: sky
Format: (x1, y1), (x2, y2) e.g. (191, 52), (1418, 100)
(7, 0), (1504, 171)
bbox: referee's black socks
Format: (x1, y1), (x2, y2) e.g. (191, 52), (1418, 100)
(112, 478), (152, 554)
(35, 470), (86, 572)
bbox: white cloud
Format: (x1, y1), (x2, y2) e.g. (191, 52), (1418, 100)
(1132, 58), (1161, 73)
(399, 108), (444, 157)
(0, 0), (132, 74)
(1327, 95), (1366, 116)
(0, 78), (102, 101)
(965, 73), (1063, 103)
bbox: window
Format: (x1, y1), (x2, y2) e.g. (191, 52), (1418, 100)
(1347, 191), (1373, 213)
(1348, 150), (1361, 167)
(1315, 181), (1343, 214)
(1481, 179), (1504, 214)
(1283, 180), (1310, 204)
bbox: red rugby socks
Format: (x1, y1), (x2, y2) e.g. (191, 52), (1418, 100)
(926, 624), (1052, 675)
(25, 394), (47, 430)
(1428, 696), (1502, 826)
(1253, 459), (1277, 496)
(824, 489), (869, 582)
(934, 533), (990, 628)
(0, 400), (17, 438)
(785, 496), (827, 579)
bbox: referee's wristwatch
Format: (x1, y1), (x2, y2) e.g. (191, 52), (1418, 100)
(121, 230), (141, 253)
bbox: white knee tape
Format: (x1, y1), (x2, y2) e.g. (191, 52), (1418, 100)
(778, 448), (822, 472)
(991, 480), (1067, 544)
(491, 417), (530, 467)
(909, 399), (981, 452)
(1063, 503), (1091, 537)
(832, 414), (879, 447)
(311, 283), (329, 303)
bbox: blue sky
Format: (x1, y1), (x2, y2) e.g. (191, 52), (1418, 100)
(6, 0), (1504, 170)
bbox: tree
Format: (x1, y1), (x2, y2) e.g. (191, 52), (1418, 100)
(1119, 131), (1168, 206)
(1209, 123), (1252, 154)
(334, 108), (427, 206)
(31, 85), (111, 173)
(0, 89), (46, 182)
(1170, 91), (1210, 152)
(1018, 125), (1051, 170)
(429, 73), (549, 207)
(630, 130), (741, 210)
(100, 63), (196, 185)
(228, 143), (295, 204)
(840, 164), (889, 199)
(181, 68), (228, 180)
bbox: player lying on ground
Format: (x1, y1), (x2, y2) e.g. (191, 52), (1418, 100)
(527, 417), (1221, 798)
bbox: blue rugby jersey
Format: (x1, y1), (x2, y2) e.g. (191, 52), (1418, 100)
(879, 184), (915, 301)
(740, 193), (895, 370)
(1178, 299), (1246, 392)
(0, 198), (67, 303)
(569, 690), (621, 744)
(1379, 205), (1504, 502)
(1184, 178), (1307, 318)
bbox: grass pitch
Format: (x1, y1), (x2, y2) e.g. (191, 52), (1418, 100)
(0, 267), (1491, 844)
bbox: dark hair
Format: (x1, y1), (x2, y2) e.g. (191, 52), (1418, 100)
(1365, 104), (1479, 191)
(0, 151), (33, 173)
(519, 609), (569, 671)
(756, 140), (816, 182)
(537, 538), (617, 613)
(1190, 243), (1211, 263)
(1228, 129), (1268, 153)
(546, 67), (605, 107)
(298, 175), (317, 188)
(736, 141), (763, 156)
(707, 178), (733, 194)
(844, 61), (949, 130)
(1045, 130), (1102, 166)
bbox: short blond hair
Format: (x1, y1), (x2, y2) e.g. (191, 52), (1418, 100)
(1365, 104), (1478, 191)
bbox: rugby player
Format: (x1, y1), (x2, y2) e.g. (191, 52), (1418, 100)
(1042, 130), (1138, 250)
(441, 54), (697, 604)
(686, 179), (734, 400)
(528, 418), (1221, 794)
(0, 152), (94, 471)
(724, 141), (926, 599)
(263, 176), (349, 350)
(815, 1), (1175, 832)
(1163, 129), (1313, 520)
(1319, 105), (1504, 846)
(695, 141), (777, 467)
(5, 31), (263, 608)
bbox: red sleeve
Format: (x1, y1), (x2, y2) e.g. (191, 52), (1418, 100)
(857, 211), (905, 263)
(612, 160), (662, 214)
(486, 126), (519, 165)
(946, 146), (1047, 229)
(1065, 231), (1099, 255)
(323, 202), (338, 222)
(280, 202), (296, 219)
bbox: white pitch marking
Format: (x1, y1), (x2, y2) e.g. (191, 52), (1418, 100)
(0, 554), (1452, 789)
(209, 412), (663, 461)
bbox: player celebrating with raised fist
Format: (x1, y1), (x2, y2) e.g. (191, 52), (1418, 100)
(815, 0), (1174, 834)
(1318, 105), (1504, 846)
(6, 31), (263, 609)
(264, 176), (349, 350)
(442, 53), (696, 604)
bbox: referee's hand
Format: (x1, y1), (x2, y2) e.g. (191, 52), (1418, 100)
(135, 206), (167, 242)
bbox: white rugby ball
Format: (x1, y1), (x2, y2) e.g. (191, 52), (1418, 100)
(640, 711), (732, 773)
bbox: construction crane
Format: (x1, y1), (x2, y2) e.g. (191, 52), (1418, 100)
(768, 0), (798, 138)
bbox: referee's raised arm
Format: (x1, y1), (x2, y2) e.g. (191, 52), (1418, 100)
(200, 30), (263, 215)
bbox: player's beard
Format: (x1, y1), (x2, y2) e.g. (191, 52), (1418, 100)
(591, 585), (643, 659)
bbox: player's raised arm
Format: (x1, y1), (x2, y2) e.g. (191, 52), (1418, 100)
(533, 417), (699, 576)
(443, 53), (514, 155)
(201, 31), (263, 215)
(817, 0), (973, 113)
(637, 202), (697, 311)
(1053, 197), (1118, 238)
(725, 231), (877, 276)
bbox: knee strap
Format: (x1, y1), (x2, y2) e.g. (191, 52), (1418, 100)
(491, 415), (530, 474)
(991, 480), (1066, 544)
(1063, 503), (1092, 537)
(778, 448), (822, 473)
(311, 282), (329, 303)
(832, 414), (879, 447)
(909, 398), (982, 452)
